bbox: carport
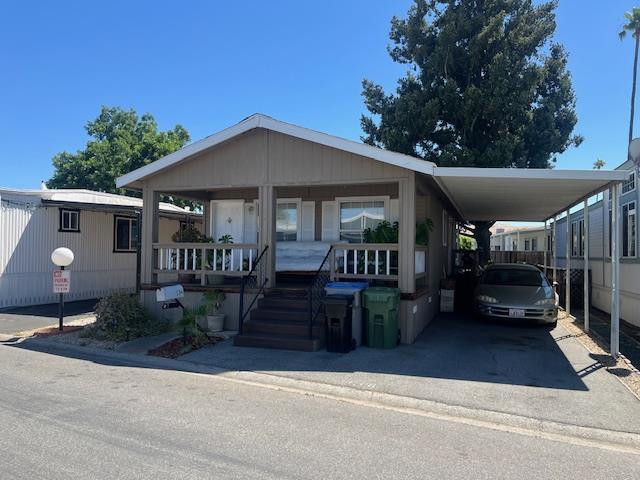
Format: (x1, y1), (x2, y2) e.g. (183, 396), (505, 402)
(433, 167), (630, 358)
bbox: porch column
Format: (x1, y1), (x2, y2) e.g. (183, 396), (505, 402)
(565, 209), (571, 315)
(141, 187), (160, 286)
(203, 200), (211, 237)
(611, 183), (620, 357)
(552, 216), (557, 283)
(583, 200), (590, 333)
(258, 185), (276, 288)
(398, 175), (416, 294)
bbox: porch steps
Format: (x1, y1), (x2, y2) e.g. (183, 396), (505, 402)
(233, 289), (325, 352)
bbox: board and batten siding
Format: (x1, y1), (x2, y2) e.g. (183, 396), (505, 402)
(144, 129), (410, 191)
(0, 200), (182, 309)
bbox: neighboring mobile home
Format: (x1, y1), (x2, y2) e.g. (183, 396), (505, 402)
(116, 114), (627, 350)
(0, 188), (200, 309)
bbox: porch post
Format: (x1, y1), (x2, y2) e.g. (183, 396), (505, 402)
(141, 186), (160, 286)
(258, 185), (276, 288)
(203, 200), (212, 237)
(583, 200), (590, 333)
(398, 175), (416, 294)
(565, 209), (571, 315)
(611, 183), (620, 357)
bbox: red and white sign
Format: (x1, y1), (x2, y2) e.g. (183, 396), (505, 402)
(53, 270), (71, 293)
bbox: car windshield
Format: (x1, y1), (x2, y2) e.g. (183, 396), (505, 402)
(482, 268), (547, 287)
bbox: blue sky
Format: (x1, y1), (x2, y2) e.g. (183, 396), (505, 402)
(1, 0), (639, 189)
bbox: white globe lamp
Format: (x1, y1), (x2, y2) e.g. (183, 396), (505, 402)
(51, 247), (74, 267)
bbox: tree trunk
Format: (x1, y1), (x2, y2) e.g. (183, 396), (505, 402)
(630, 33), (639, 144)
(472, 221), (494, 266)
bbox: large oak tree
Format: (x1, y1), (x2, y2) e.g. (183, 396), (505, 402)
(361, 0), (582, 261)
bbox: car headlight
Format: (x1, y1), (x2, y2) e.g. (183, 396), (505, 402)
(534, 298), (556, 306)
(476, 295), (498, 304)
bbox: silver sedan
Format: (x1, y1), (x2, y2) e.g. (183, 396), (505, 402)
(474, 263), (559, 326)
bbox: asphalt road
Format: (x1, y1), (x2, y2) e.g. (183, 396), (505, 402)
(0, 344), (638, 479)
(0, 299), (96, 334)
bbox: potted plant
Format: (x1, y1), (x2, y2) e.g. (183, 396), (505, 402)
(201, 290), (226, 332)
(206, 234), (234, 285)
(171, 225), (205, 284)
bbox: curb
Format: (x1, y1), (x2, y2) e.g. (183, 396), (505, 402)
(10, 337), (640, 454)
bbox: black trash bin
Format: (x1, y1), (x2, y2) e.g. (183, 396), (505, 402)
(324, 296), (353, 353)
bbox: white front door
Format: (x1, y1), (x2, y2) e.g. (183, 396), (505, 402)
(211, 200), (244, 243)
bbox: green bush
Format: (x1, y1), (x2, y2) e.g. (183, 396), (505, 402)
(88, 293), (170, 341)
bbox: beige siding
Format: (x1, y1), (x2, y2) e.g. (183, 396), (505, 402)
(145, 129), (408, 191)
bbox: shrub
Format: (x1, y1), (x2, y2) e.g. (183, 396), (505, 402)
(88, 293), (170, 341)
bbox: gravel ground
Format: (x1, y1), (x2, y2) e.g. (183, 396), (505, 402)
(559, 311), (640, 400)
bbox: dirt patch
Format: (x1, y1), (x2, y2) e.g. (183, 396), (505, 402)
(559, 312), (640, 400)
(148, 334), (224, 359)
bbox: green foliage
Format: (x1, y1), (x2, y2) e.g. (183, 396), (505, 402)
(202, 290), (226, 315)
(361, 0), (581, 169)
(458, 235), (475, 250)
(619, 8), (640, 40)
(89, 293), (170, 341)
(363, 220), (434, 245)
(593, 159), (605, 170)
(172, 225), (206, 243)
(48, 106), (190, 202)
(415, 219), (434, 246)
(363, 221), (398, 243)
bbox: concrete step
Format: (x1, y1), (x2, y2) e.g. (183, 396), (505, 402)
(233, 332), (324, 352)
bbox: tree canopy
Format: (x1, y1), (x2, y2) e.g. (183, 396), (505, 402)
(48, 106), (190, 194)
(361, 0), (582, 170)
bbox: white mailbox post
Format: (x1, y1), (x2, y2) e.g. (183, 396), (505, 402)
(51, 247), (74, 331)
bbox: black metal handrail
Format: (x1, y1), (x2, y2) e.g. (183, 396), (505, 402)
(238, 245), (269, 334)
(307, 246), (333, 339)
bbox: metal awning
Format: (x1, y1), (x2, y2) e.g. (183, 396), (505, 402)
(433, 167), (630, 222)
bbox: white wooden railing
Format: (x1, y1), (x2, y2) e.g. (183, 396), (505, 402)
(330, 243), (399, 281)
(153, 242), (259, 285)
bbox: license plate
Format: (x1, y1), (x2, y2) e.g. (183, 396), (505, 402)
(509, 308), (525, 317)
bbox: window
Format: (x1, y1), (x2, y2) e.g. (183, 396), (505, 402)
(623, 202), (636, 258)
(59, 209), (80, 232)
(276, 202), (298, 241)
(622, 172), (636, 194)
(494, 245), (501, 251)
(442, 211), (448, 246)
(524, 239), (530, 251)
(547, 234), (552, 252)
(531, 237), (538, 251)
(571, 219), (584, 257)
(339, 200), (385, 243)
(114, 216), (138, 252)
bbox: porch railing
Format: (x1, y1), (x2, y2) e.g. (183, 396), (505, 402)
(153, 242), (259, 285)
(238, 245), (269, 335)
(330, 243), (399, 281)
(308, 246), (333, 339)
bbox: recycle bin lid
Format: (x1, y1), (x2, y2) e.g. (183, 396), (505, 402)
(325, 282), (369, 290)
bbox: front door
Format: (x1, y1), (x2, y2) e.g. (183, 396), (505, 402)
(210, 200), (244, 243)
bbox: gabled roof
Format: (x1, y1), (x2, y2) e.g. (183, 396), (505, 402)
(0, 187), (195, 214)
(116, 113), (436, 188)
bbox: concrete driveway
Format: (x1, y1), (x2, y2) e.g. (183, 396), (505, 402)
(0, 300), (96, 334)
(182, 313), (640, 435)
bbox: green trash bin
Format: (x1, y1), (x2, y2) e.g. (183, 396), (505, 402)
(362, 287), (401, 348)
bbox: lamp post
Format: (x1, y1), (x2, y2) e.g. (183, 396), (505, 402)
(51, 247), (74, 331)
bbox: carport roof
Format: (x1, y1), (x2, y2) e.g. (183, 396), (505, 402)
(432, 167), (630, 222)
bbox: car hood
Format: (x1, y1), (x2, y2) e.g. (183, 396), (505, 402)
(475, 284), (555, 305)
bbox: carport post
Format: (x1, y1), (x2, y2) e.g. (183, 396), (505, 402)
(583, 200), (590, 333)
(611, 183), (621, 358)
(543, 219), (548, 276)
(565, 209), (571, 316)
(552, 216), (557, 283)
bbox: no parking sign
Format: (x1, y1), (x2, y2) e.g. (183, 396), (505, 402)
(53, 269), (71, 293)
